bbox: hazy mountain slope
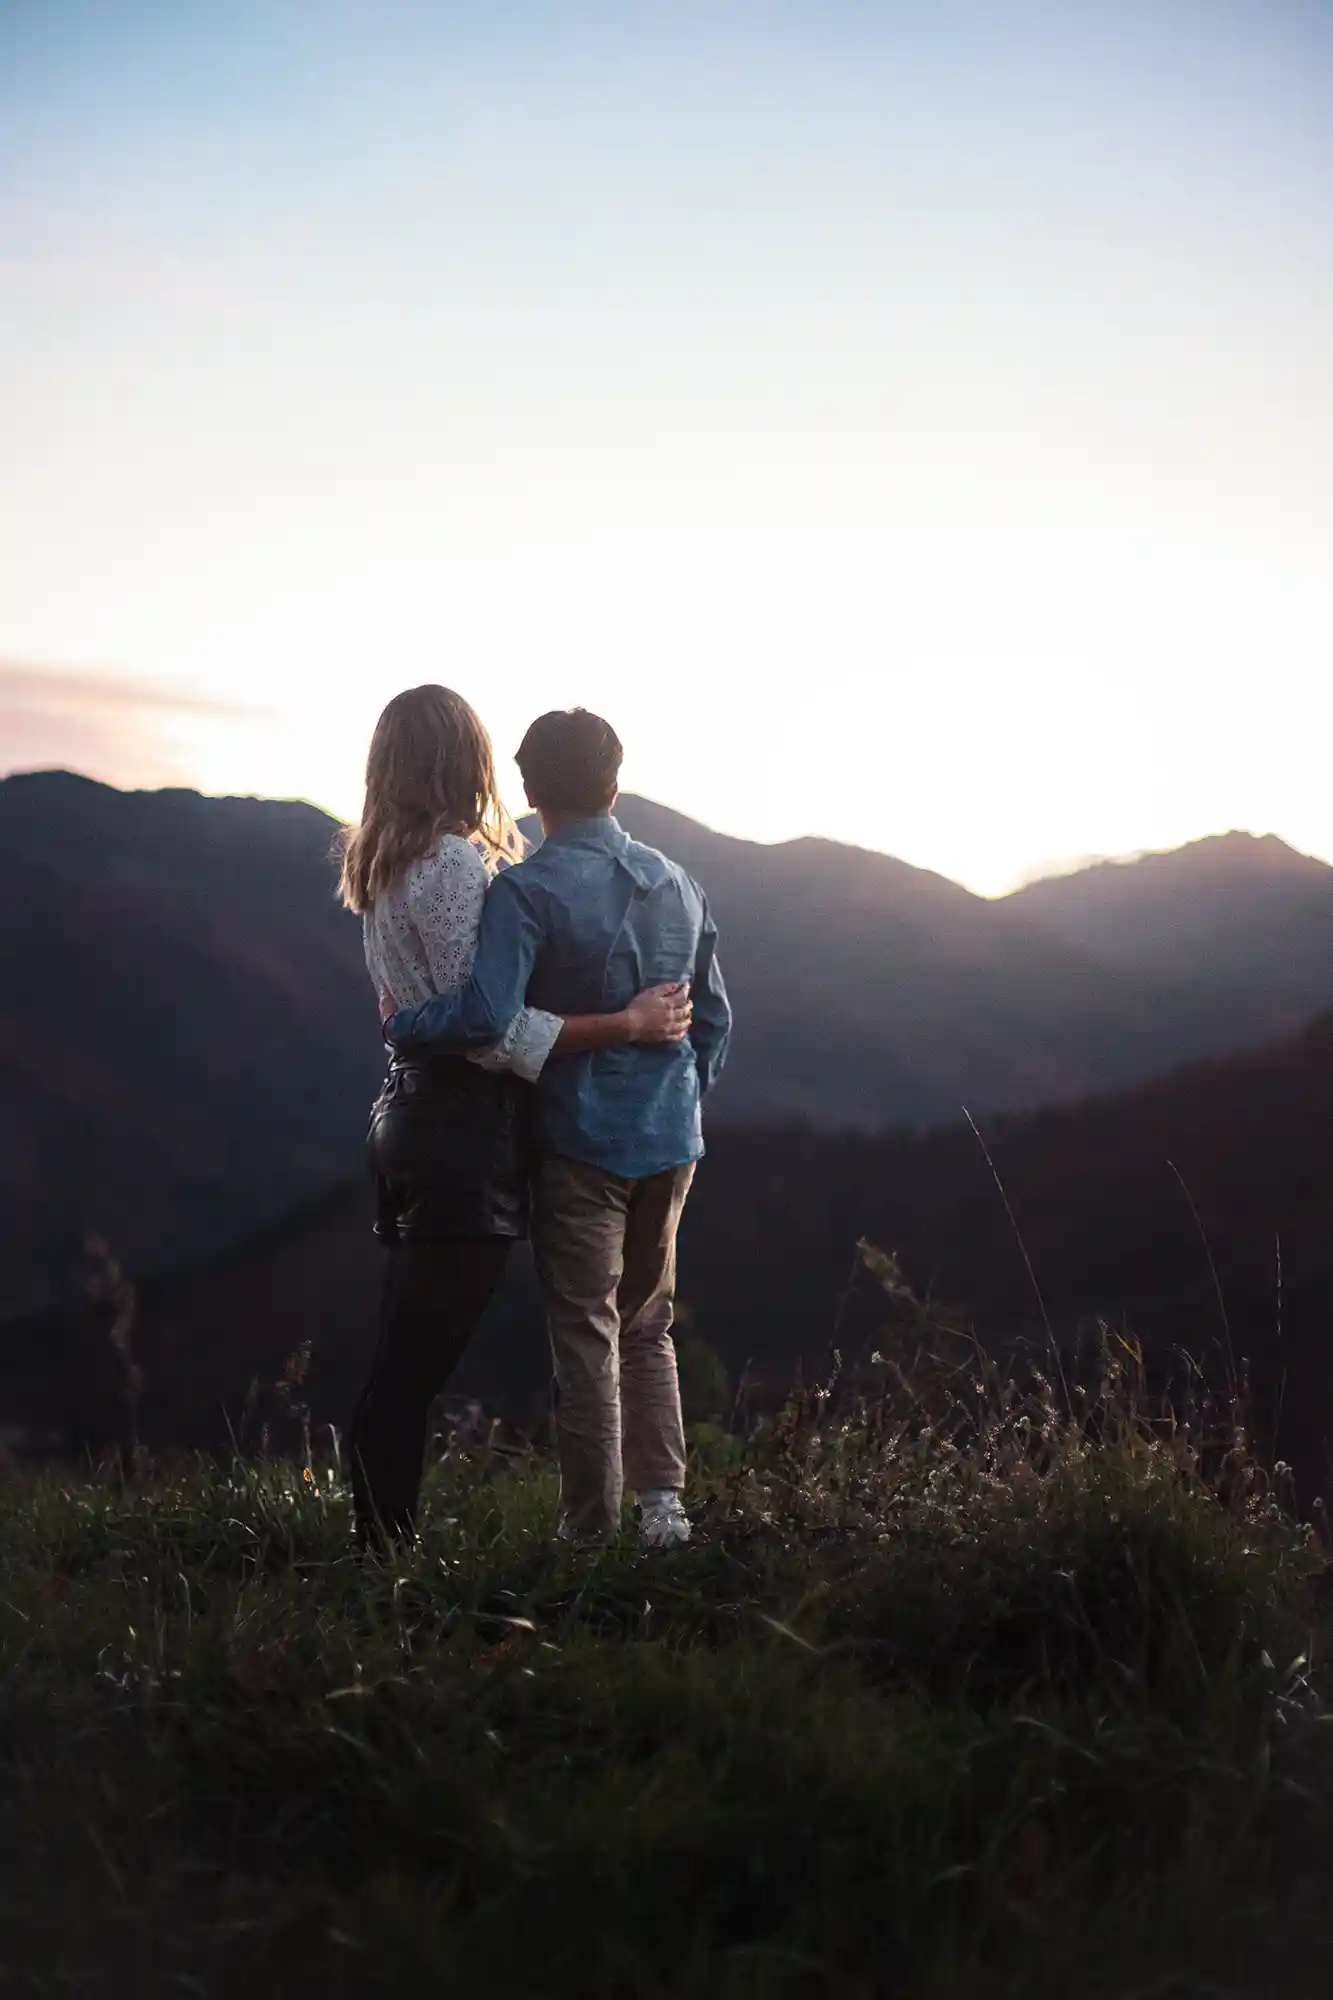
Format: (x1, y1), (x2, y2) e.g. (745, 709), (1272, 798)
(5, 771), (1333, 1323)
(1007, 831), (1333, 985)
(540, 798), (1163, 1125)
(0, 771), (1134, 1315)
(0, 771), (383, 1316)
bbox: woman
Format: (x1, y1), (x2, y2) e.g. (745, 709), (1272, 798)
(338, 684), (689, 1543)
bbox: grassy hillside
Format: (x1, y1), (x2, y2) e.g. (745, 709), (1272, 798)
(5, 1325), (1333, 1998)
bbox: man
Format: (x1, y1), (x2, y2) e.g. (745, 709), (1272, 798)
(385, 709), (732, 1547)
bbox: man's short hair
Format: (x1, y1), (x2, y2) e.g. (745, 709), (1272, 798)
(516, 709), (623, 816)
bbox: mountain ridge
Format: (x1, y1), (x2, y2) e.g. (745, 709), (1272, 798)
(4, 769), (1333, 1320)
(1007, 825), (1333, 979)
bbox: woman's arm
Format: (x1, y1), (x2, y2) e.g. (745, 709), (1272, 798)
(403, 842), (564, 1080)
(383, 840), (691, 1071)
(381, 981), (692, 1052)
(552, 984), (692, 1054)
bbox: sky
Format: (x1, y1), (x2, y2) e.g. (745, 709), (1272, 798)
(1, 0), (1331, 894)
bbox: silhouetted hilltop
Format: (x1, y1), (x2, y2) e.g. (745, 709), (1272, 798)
(0, 769), (381, 1317)
(1008, 830), (1333, 982)
(578, 799), (1172, 1128)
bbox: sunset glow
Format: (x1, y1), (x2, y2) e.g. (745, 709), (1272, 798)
(2, 1), (1331, 891)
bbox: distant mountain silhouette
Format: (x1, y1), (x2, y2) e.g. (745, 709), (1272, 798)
(592, 803), (1333, 1125)
(1008, 830), (1333, 984)
(0, 771), (382, 1319)
(551, 798), (1174, 1127)
(3, 771), (1333, 1324)
(12, 1012), (1333, 1490)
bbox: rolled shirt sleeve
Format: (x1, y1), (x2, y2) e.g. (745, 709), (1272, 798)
(468, 1004), (563, 1083)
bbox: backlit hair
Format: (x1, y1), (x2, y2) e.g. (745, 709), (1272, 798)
(337, 685), (521, 914)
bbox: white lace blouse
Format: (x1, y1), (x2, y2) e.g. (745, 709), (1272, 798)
(363, 835), (563, 1083)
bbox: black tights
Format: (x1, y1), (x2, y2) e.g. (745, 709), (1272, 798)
(347, 1236), (511, 1543)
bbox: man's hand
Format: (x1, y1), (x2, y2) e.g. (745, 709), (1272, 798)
(624, 982), (692, 1044)
(379, 988), (397, 1024)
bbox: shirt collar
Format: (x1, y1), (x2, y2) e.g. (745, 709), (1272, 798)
(537, 813), (627, 852)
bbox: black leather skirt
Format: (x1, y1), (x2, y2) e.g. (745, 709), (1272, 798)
(367, 1053), (534, 1243)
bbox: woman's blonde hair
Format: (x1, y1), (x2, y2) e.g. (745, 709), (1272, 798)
(337, 685), (521, 914)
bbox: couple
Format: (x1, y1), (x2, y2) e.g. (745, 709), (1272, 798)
(337, 687), (731, 1551)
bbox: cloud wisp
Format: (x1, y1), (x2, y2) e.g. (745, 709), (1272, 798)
(0, 661), (246, 793)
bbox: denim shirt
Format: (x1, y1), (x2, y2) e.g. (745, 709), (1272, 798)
(386, 816), (732, 1181)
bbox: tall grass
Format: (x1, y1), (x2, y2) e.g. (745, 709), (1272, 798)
(3, 1307), (1333, 1998)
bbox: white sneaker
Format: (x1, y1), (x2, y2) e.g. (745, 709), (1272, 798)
(638, 1491), (691, 1549)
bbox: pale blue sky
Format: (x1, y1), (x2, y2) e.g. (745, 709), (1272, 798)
(2, 0), (1331, 890)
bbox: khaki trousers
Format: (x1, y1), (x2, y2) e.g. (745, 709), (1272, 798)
(532, 1154), (695, 1541)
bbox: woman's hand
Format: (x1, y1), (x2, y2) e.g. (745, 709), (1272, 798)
(379, 988), (397, 1024)
(624, 982), (693, 1044)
